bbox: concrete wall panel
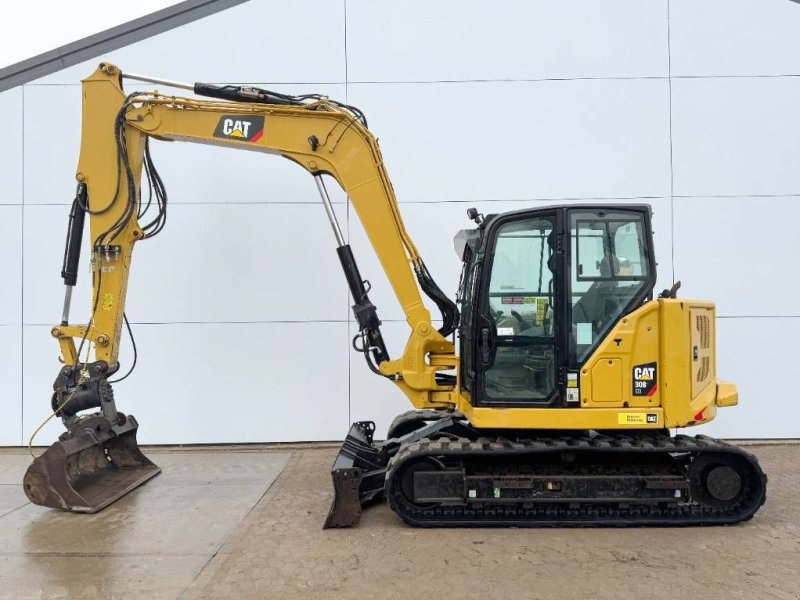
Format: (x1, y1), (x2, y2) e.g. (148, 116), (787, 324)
(0, 89), (22, 206)
(671, 0), (800, 77)
(22, 85), (81, 206)
(673, 196), (799, 317)
(348, 79), (671, 203)
(0, 206), (22, 325)
(0, 326), (22, 446)
(672, 77), (800, 197)
(347, 0), (668, 82)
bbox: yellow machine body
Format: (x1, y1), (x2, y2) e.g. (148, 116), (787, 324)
(459, 298), (733, 430)
(48, 63), (737, 432)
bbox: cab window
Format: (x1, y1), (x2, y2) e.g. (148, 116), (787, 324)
(484, 216), (556, 401)
(569, 210), (650, 364)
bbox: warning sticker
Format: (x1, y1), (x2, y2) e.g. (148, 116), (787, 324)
(535, 297), (547, 325)
(566, 372), (579, 403)
(618, 412), (659, 425)
(498, 297), (549, 326)
(566, 372), (579, 388)
(632, 362), (658, 397)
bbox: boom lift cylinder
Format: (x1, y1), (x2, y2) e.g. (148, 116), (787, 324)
(314, 174), (389, 365)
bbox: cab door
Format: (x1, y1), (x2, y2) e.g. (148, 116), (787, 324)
(472, 210), (563, 407)
(567, 207), (656, 368)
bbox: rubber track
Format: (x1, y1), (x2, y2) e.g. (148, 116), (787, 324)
(385, 434), (767, 527)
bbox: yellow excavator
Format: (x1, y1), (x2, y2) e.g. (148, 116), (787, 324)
(24, 62), (767, 527)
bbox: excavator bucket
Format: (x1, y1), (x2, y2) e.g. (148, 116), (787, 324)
(324, 421), (390, 528)
(23, 414), (160, 513)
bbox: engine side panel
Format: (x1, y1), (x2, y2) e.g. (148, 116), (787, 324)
(580, 300), (661, 410)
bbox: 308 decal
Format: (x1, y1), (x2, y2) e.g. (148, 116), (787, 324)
(632, 362), (657, 397)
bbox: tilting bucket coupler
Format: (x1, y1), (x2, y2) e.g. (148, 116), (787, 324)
(23, 362), (160, 513)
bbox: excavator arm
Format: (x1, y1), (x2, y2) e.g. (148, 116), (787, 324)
(24, 62), (460, 514)
(55, 62), (459, 409)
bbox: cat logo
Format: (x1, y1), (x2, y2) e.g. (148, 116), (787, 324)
(213, 115), (265, 142)
(632, 362), (658, 397)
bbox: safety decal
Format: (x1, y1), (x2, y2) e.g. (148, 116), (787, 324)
(632, 361), (657, 397)
(566, 372), (580, 404)
(102, 293), (114, 312)
(213, 115), (265, 142)
(499, 297), (548, 325)
(618, 412), (659, 425)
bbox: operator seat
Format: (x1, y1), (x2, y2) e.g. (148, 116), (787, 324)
(573, 255), (620, 333)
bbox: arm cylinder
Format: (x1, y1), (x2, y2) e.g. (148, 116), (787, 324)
(61, 183), (87, 287)
(60, 184), (87, 325)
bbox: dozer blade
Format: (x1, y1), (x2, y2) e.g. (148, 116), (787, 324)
(23, 414), (160, 513)
(324, 421), (389, 529)
(323, 415), (471, 528)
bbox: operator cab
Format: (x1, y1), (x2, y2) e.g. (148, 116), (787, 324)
(456, 205), (655, 409)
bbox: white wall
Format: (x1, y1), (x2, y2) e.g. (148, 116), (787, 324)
(0, 1), (183, 68)
(2, 0), (798, 445)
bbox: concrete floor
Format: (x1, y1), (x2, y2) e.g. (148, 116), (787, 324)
(1, 444), (798, 600)
(0, 448), (290, 599)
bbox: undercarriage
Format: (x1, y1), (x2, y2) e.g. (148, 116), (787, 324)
(325, 412), (767, 528)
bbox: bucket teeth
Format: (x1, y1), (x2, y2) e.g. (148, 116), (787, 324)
(23, 414), (160, 513)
